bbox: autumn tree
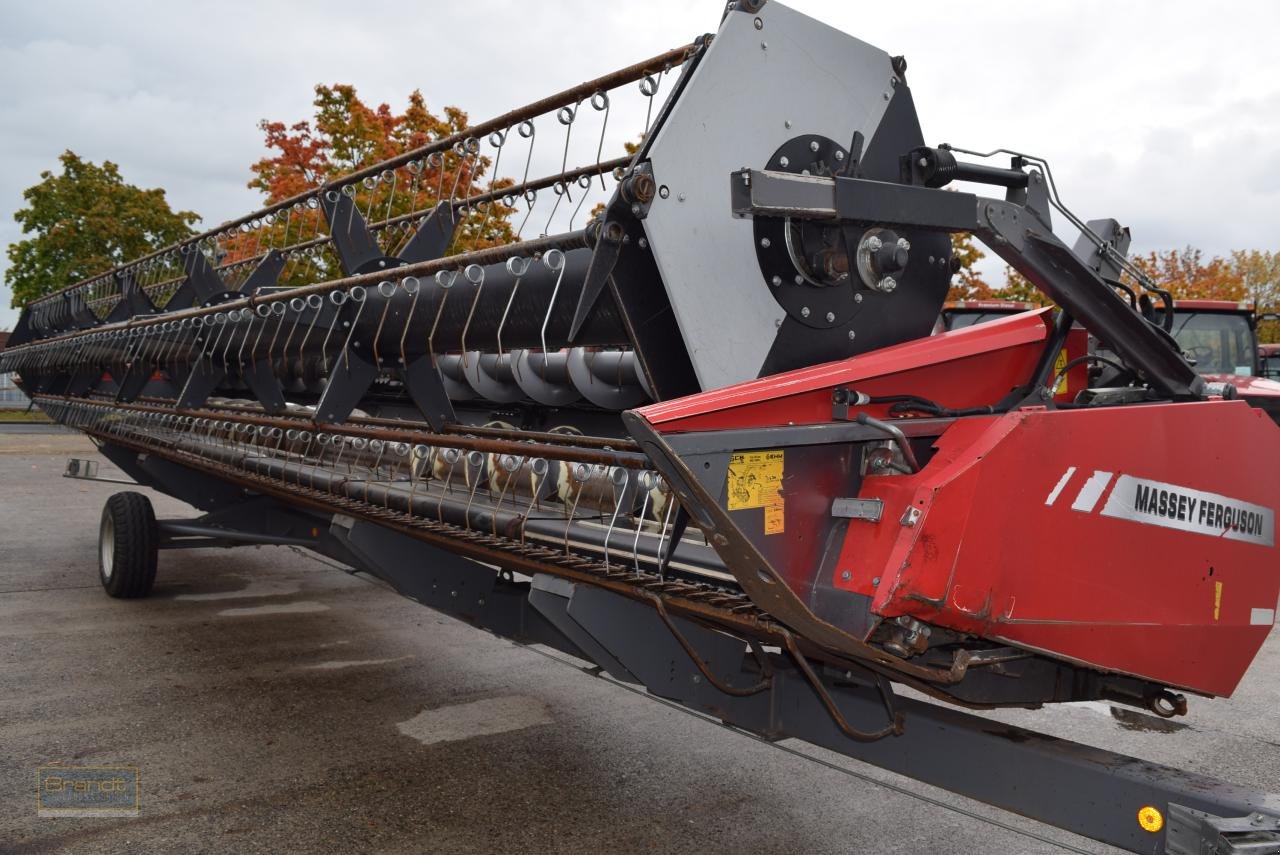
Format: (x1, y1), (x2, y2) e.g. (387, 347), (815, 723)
(5, 151), (199, 307)
(246, 85), (515, 282)
(1232, 250), (1280, 343)
(1000, 267), (1050, 306)
(1128, 247), (1246, 303)
(945, 233), (996, 300)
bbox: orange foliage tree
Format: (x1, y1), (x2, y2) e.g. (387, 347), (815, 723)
(1232, 250), (1280, 343)
(944, 233), (996, 300)
(238, 84), (515, 282)
(1129, 247), (1246, 303)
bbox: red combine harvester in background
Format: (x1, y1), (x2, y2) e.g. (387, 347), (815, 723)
(936, 298), (1036, 331)
(2, 3), (1278, 851)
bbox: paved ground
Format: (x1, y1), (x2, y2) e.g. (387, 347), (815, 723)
(1, 433), (1277, 854)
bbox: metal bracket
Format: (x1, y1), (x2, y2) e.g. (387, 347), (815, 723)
(63, 457), (135, 485)
(831, 497), (883, 521)
(732, 167), (1204, 400)
(319, 189), (388, 275)
(1165, 804), (1280, 855)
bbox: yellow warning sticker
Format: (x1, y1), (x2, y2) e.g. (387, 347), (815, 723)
(1214, 580), (1223, 621)
(1052, 348), (1068, 394)
(764, 500), (785, 535)
(727, 450), (785, 535)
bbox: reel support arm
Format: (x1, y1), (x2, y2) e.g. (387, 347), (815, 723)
(731, 163), (1205, 401)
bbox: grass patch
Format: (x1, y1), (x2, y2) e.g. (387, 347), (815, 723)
(0, 408), (52, 423)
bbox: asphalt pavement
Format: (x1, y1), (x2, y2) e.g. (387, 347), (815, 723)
(2, 433), (1277, 854)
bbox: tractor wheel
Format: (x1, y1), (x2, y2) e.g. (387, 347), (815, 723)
(98, 492), (158, 599)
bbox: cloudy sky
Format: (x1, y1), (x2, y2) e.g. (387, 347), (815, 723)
(2, 0), (1278, 328)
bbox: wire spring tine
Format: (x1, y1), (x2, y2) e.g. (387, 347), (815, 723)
(591, 89), (611, 191)
(398, 276), (421, 368)
(495, 256), (528, 356)
(596, 468), (625, 569)
(655, 481), (676, 581)
(632, 474), (653, 572)
(337, 287), (369, 379)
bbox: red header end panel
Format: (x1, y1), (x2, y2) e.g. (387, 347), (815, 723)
(634, 310), (1280, 697)
(839, 400), (1280, 697)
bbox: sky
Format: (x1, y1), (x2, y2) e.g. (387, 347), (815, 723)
(2, 0), (1279, 329)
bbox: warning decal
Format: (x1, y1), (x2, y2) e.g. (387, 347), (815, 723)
(727, 450), (785, 535)
(1052, 348), (1068, 394)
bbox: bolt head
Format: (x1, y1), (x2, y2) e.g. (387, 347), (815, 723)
(834, 150), (845, 161)
(879, 276), (897, 292)
(794, 274), (804, 285)
(825, 311), (835, 322)
(754, 16), (763, 29)
(854, 293), (863, 304)
(897, 237), (911, 251)
(770, 275), (782, 287)
(677, 193), (686, 202)
(809, 140), (820, 153)
(866, 235), (883, 251)
(840, 570), (851, 581)
(779, 156), (790, 168)
(847, 330), (856, 340)
(658, 185), (670, 199)
(871, 576), (881, 585)
(800, 306), (810, 318)
(760, 237), (771, 248)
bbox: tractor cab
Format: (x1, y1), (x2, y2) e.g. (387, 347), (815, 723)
(1259, 343), (1280, 380)
(1167, 300), (1260, 378)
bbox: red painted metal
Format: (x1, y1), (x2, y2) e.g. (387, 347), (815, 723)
(639, 309), (1089, 431)
(637, 309), (1280, 698)
(836, 401), (1280, 697)
(942, 300), (1035, 312)
(1175, 299), (1255, 312)
(640, 309), (1055, 432)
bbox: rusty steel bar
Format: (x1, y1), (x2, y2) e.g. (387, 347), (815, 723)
(58, 395), (651, 468)
(27, 43), (699, 309)
(132, 155), (637, 302)
(132, 394), (643, 452)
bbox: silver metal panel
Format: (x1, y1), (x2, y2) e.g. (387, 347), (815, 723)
(642, 1), (896, 390)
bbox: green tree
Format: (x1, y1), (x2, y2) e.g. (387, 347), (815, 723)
(1001, 266), (1050, 306)
(6, 151), (199, 307)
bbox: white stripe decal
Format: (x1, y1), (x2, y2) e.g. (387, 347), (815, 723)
(1099, 475), (1275, 548)
(1045, 466), (1077, 507)
(1251, 608), (1276, 626)
(1070, 470), (1113, 513)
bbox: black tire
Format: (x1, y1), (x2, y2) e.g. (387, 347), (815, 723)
(98, 492), (158, 599)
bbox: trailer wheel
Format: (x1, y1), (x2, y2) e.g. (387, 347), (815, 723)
(98, 492), (158, 599)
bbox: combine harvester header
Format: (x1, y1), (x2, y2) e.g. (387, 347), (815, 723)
(3, 3), (1278, 851)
